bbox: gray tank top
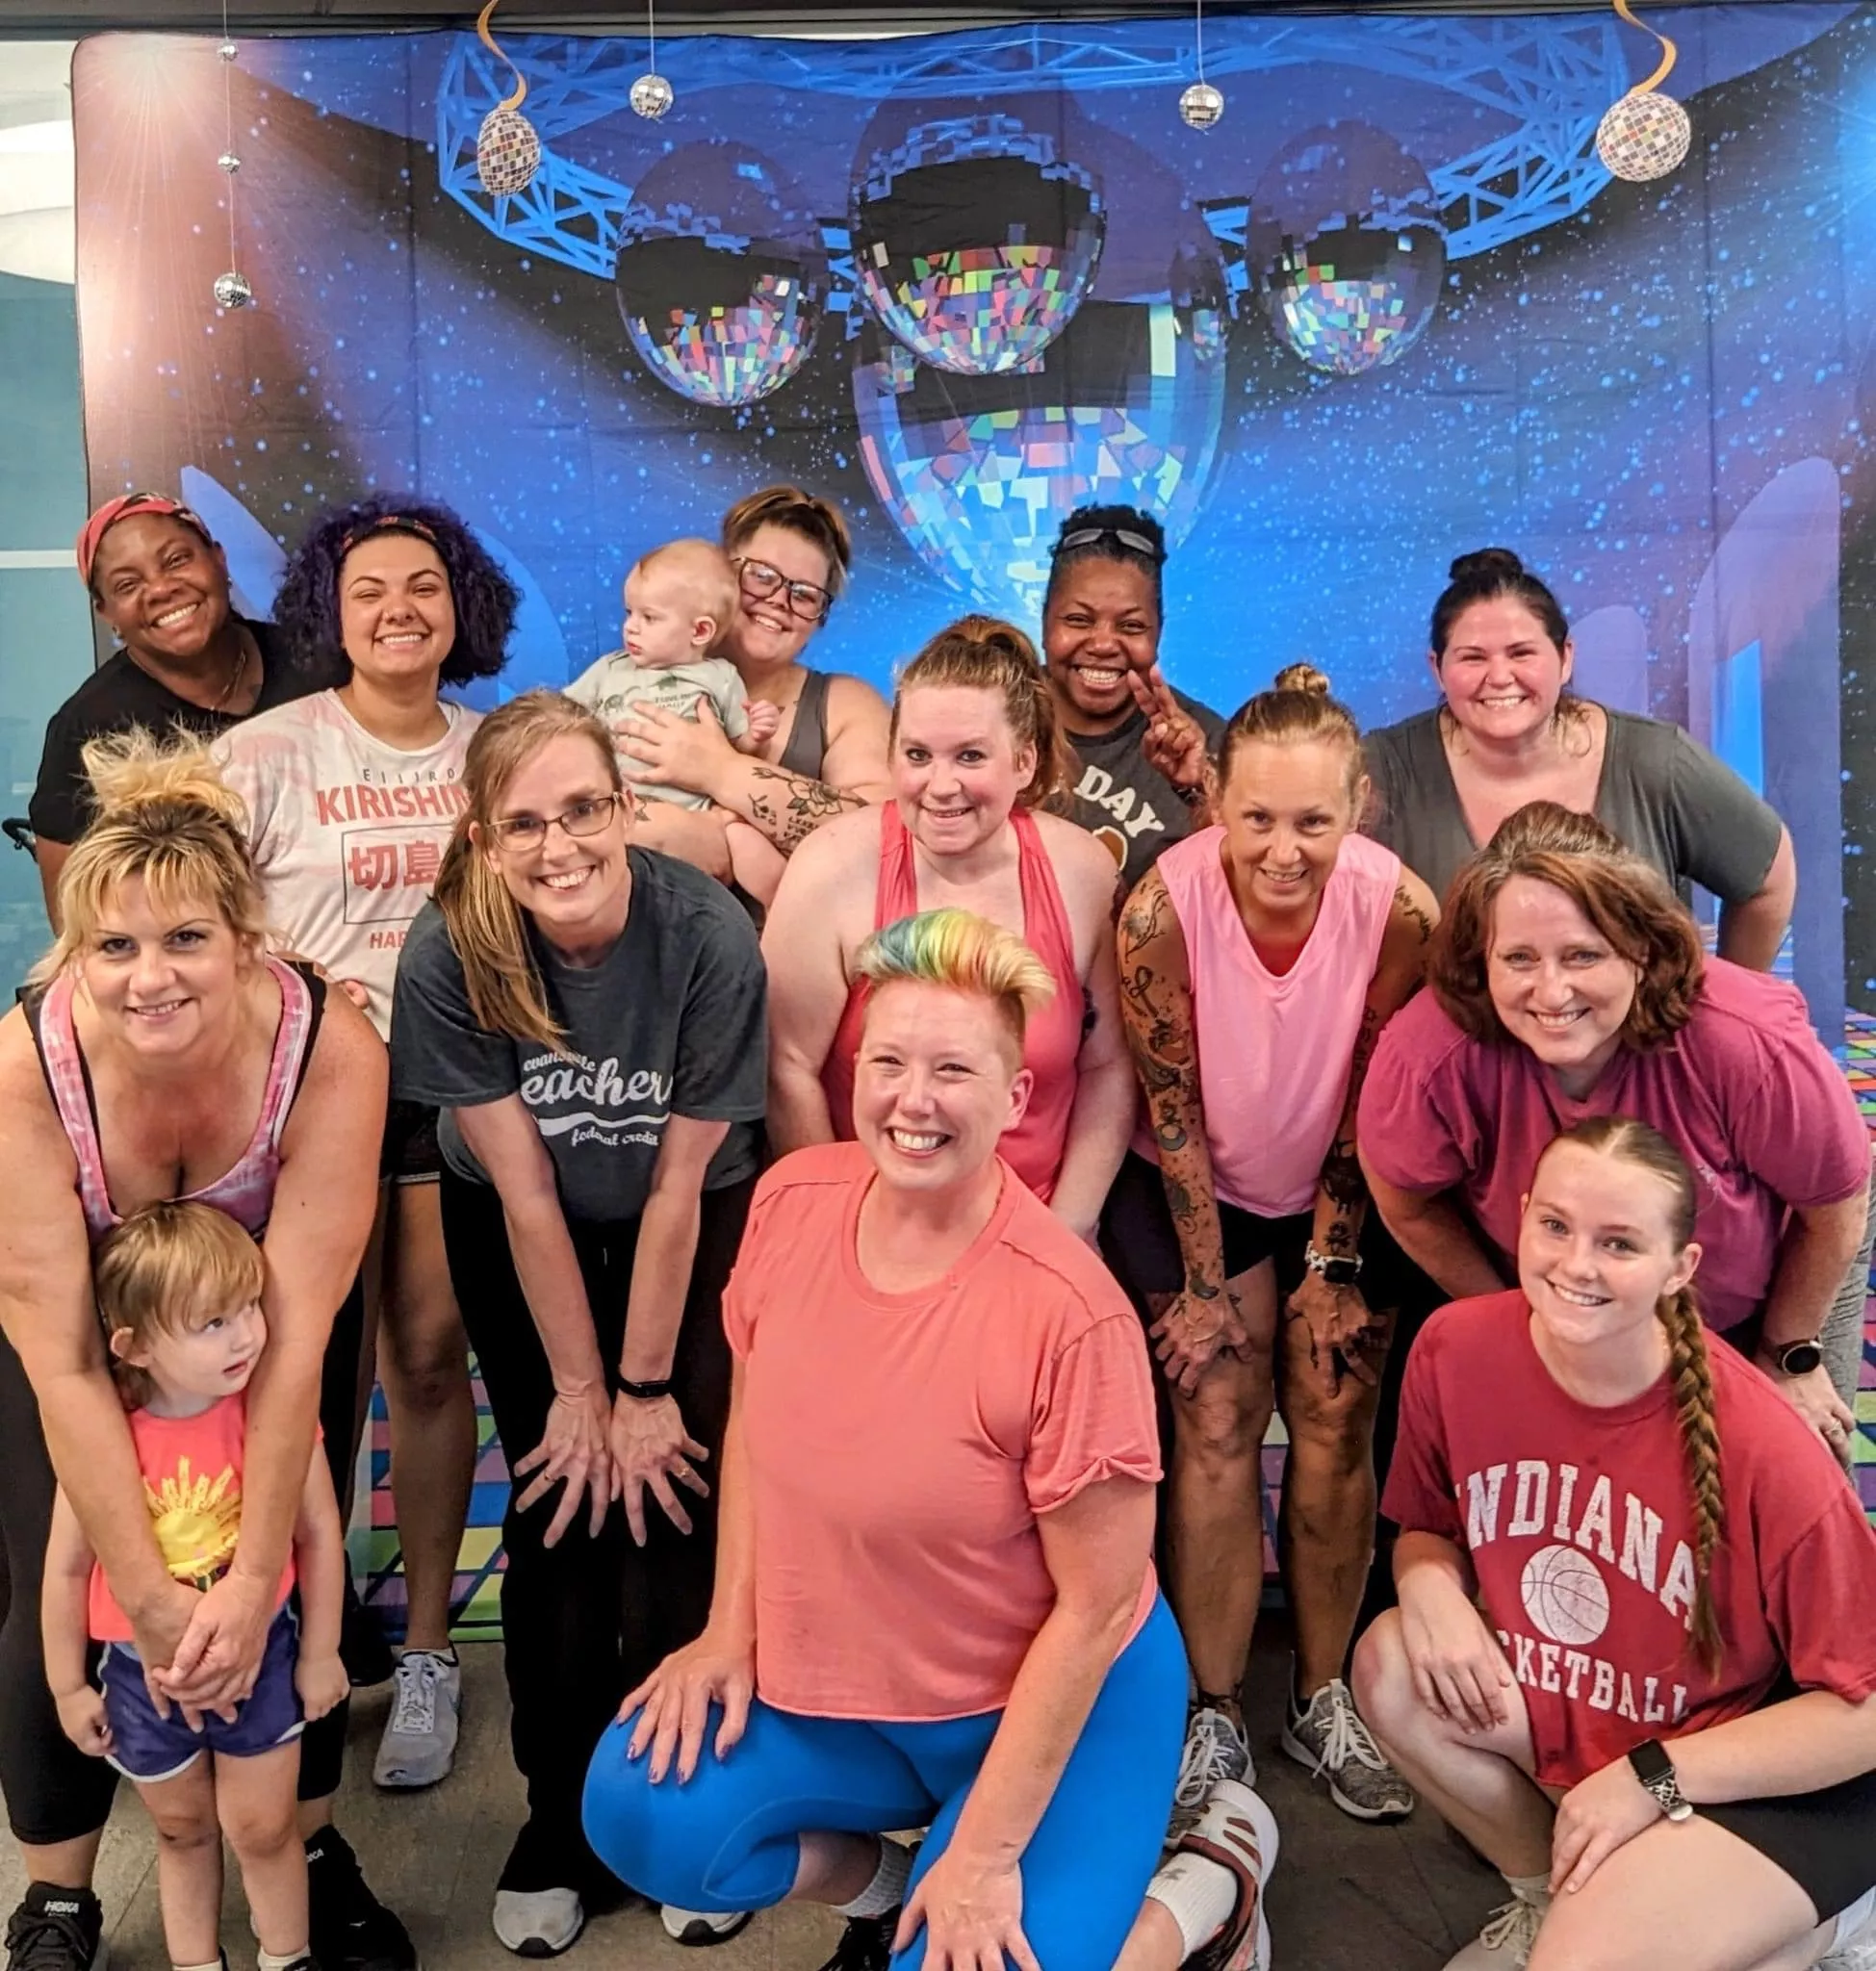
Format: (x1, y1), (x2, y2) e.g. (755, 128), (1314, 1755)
(777, 668), (833, 780)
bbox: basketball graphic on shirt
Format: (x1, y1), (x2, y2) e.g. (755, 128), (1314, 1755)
(1519, 1543), (1609, 1646)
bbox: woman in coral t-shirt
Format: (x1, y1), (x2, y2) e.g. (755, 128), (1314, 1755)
(1356, 1117), (1876, 1971)
(583, 910), (1279, 1971)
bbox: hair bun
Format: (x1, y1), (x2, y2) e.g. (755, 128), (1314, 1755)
(1449, 547), (1526, 583)
(81, 728), (249, 835)
(1272, 662), (1332, 699)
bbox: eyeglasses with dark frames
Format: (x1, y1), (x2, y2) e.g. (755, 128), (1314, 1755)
(732, 554), (834, 624)
(487, 793), (624, 852)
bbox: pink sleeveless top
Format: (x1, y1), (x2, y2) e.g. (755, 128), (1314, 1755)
(820, 805), (1086, 1202)
(1153, 827), (1401, 1217)
(32, 955), (317, 1242)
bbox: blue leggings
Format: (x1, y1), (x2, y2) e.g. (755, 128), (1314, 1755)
(582, 1595), (1186, 1971)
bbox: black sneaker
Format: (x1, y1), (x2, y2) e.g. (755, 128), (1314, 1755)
(4, 1886), (105, 1971)
(306, 1826), (418, 1971)
(813, 1909), (897, 1971)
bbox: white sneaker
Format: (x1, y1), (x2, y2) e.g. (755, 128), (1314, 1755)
(1168, 1706), (1254, 1845)
(1444, 1891), (1549, 1969)
(1823, 1890), (1876, 1969)
(373, 1650), (462, 1790)
(658, 1907), (754, 1948)
(1152, 1779), (1279, 1971)
(492, 1887), (583, 1958)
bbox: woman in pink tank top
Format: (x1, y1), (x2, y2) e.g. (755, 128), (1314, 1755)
(763, 617), (1134, 1236)
(1111, 665), (1442, 1832)
(0, 731), (399, 1969)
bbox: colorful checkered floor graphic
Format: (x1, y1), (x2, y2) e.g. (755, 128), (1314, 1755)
(353, 1019), (1876, 1642)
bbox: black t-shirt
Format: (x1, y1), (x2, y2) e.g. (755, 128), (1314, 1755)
(1063, 688), (1227, 894)
(389, 848), (768, 1225)
(29, 619), (310, 845)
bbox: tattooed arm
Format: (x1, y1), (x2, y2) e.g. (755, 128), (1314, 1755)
(1287, 869), (1441, 1393)
(1116, 869), (1241, 1395)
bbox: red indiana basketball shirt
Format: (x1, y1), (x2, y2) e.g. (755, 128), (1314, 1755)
(1384, 1290), (1876, 1787)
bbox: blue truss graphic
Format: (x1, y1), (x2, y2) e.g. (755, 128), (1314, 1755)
(436, 17), (1631, 286)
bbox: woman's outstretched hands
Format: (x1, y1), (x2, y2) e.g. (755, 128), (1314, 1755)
(895, 1850), (1040, 1971)
(617, 1629), (755, 1784)
(611, 1392), (711, 1547)
(512, 1382), (616, 1547)
(1150, 1284), (1247, 1395)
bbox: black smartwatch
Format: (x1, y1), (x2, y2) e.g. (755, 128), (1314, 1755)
(1304, 1243), (1362, 1288)
(1627, 1739), (1693, 1822)
(617, 1376), (674, 1400)
(1766, 1337), (1825, 1378)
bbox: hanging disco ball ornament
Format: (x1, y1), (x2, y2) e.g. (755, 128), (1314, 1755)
(471, 0), (540, 198)
(1180, 83), (1225, 132)
(1594, 0), (1691, 182)
(1248, 120), (1446, 377)
(854, 190), (1229, 620)
(213, 270), (253, 310)
(614, 141), (826, 408)
(849, 98), (1105, 378)
(630, 72), (675, 120)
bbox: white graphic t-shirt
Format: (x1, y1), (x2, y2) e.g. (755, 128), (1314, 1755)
(217, 690), (479, 1038)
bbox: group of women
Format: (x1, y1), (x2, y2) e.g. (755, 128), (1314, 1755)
(0, 479), (1871, 1971)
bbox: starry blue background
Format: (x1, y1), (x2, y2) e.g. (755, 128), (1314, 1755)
(66, 6), (1876, 1008)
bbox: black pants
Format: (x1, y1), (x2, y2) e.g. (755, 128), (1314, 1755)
(438, 1167), (753, 1875)
(0, 1278), (365, 1848)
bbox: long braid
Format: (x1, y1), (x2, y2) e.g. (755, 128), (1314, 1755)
(1659, 1283), (1725, 1675)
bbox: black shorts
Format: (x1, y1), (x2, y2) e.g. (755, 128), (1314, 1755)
(379, 1099), (443, 1185)
(1099, 1148), (1419, 1314)
(1703, 1766), (1876, 1926)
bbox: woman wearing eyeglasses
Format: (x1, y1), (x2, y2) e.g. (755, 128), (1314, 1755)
(389, 691), (768, 1958)
(611, 486), (893, 883)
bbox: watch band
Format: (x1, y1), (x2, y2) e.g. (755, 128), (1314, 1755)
(1627, 1739), (1693, 1822)
(617, 1376), (674, 1400)
(1304, 1242), (1363, 1284)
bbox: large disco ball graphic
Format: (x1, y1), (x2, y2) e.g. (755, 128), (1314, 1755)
(855, 218), (1228, 619)
(1248, 122), (1447, 377)
(1595, 91), (1691, 182)
(850, 101), (1105, 377)
(613, 141), (826, 408)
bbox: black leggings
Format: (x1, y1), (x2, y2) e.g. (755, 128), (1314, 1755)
(0, 1278), (365, 1848)
(438, 1167), (753, 1877)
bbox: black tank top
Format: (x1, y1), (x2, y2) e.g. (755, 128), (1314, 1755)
(777, 668), (833, 780)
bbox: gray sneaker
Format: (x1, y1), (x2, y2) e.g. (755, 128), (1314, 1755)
(1443, 1892), (1547, 1968)
(1280, 1677), (1415, 1822)
(373, 1650), (461, 1790)
(1166, 1705), (1253, 1847)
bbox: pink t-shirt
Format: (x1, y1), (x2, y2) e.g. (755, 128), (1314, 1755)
(1146, 826), (1400, 1216)
(1357, 962), (1870, 1332)
(1385, 1291), (1876, 1788)
(89, 1394), (297, 1644)
(723, 1140), (1161, 1721)
(217, 691), (479, 1039)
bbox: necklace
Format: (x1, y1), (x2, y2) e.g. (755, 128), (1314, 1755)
(212, 630), (250, 711)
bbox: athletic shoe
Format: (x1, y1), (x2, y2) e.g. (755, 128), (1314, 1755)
(1823, 1895), (1876, 1969)
(491, 1821), (583, 1958)
(3, 1886), (105, 1971)
(1157, 1779), (1280, 1971)
(1167, 1705), (1254, 1845)
(1281, 1677), (1416, 1822)
(810, 1910), (897, 1971)
(373, 1650), (462, 1790)
(659, 1908), (754, 1948)
(1443, 1893), (1548, 1969)
(306, 1828), (418, 1971)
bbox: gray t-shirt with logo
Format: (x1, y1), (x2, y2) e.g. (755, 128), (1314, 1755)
(390, 849), (766, 1223)
(1065, 690), (1228, 894)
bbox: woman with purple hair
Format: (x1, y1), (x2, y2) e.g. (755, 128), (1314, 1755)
(218, 495), (517, 1792)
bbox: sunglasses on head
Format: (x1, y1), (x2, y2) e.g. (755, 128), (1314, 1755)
(1052, 525), (1164, 562)
(732, 555), (833, 625)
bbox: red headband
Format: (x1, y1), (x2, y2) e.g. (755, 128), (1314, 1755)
(339, 514), (440, 557)
(76, 493), (212, 588)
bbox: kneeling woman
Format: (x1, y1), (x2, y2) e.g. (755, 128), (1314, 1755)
(584, 911), (1277, 1971)
(1355, 1117), (1876, 1971)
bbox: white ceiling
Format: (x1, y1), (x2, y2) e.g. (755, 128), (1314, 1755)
(0, 42), (74, 286)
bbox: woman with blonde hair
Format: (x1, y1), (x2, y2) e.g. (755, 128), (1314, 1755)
(1354, 1117), (1876, 1971)
(0, 732), (407, 1971)
(1112, 664), (1439, 1831)
(763, 616), (1134, 1240)
(584, 909), (1279, 1971)
(387, 689), (767, 1956)
(1358, 803), (1872, 1457)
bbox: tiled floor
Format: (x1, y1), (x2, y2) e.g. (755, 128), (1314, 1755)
(0, 1625), (1501, 1971)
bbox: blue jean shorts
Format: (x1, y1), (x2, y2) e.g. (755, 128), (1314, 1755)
(99, 1603), (304, 1782)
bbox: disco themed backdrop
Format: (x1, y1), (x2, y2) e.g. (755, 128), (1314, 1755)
(69, 6), (1876, 1038)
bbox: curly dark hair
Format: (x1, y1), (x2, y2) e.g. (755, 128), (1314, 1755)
(271, 493), (519, 688)
(1041, 503), (1168, 623)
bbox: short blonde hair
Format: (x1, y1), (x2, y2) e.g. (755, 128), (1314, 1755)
(853, 908), (1056, 1055)
(94, 1201), (267, 1411)
(632, 538), (739, 645)
(31, 730), (265, 985)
